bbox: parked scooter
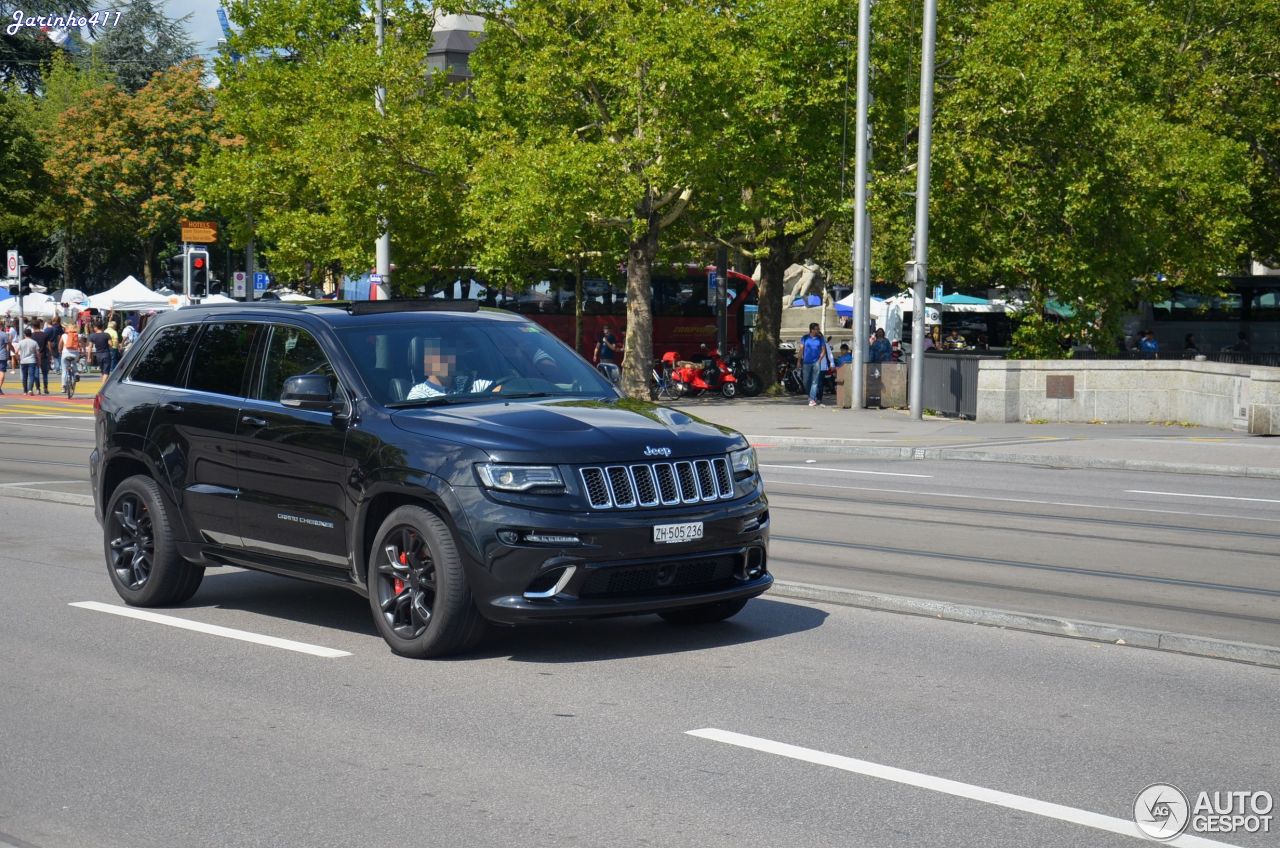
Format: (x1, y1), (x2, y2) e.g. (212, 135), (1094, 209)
(663, 344), (757, 398)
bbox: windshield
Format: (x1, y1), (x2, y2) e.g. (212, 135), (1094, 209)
(335, 317), (617, 407)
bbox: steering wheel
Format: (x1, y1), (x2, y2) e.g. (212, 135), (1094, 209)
(483, 375), (518, 394)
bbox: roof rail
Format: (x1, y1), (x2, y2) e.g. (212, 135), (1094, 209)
(348, 299), (480, 315)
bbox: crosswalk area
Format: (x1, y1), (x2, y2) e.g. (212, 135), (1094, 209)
(0, 395), (96, 416)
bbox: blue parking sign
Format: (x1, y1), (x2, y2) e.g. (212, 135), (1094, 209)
(254, 272), (269, 290)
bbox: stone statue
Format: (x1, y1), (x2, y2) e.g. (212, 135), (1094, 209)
(750, 260), (828, 308)
(785, 258), (826, 308)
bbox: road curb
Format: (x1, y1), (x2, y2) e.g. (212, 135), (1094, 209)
(770, 579), (1280, 668)
(0, 487), (94, 507)
(746, 434), (1280, 479)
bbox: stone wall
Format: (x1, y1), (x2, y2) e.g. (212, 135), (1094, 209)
(976, 359), (1280, 434)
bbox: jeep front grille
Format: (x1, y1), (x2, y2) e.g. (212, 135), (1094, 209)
(579, 458), (734, 509)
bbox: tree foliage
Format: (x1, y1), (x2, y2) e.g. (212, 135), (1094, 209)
(88, 0), (195, 93)
(44, 61), (219, 285)
(200, 0), (470, 289)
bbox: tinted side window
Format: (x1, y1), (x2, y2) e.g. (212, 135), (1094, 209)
(256, 326), (336, 402)
(128, 323), (198, 387)
(187, 323), (261, 397)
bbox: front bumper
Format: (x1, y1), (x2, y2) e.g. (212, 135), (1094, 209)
(451, 485), (771, 625)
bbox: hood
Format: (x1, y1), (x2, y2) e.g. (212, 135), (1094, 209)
(390, 397), (746, 462)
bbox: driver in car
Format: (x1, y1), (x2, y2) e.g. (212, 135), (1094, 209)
(406, 339), (494, 400)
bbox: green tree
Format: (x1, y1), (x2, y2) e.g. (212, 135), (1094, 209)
(468, 0), (741, 397)
(44, 61), (219, 285)
(201, 0), (469, 288)
(88, 0), (195, 93)
(924, 0), (1252, 355)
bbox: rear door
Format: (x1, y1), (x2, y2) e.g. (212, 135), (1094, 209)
(235, 323), (354, 571)
(145, 321), (264, 546)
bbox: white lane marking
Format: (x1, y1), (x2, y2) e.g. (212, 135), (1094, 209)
(0, 416), (91, 423)
(1127, 490), (1280, 505)
(766, 479), (1280, 524)
(761, 463), (933, 479)
(688, 729), (1239, 848)
(70, 601), (351, 658)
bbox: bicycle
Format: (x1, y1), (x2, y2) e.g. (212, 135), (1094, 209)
(63, 354), (80, 399)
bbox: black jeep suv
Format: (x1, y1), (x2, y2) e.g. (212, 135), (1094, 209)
(90, 301), (771, 657)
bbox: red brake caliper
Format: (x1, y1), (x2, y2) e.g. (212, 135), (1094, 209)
(393, 551), (408, 595)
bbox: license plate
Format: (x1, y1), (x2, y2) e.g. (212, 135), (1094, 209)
(653, 521), (703, 544)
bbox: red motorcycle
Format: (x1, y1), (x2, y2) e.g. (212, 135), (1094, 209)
(662, 345), (760, 399)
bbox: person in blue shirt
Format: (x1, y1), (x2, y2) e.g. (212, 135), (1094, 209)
(869, 328), (892, 363)
(836, 343), (853, 365)
(800, 323), (833, 406)
(1138, 330), (1159, 358)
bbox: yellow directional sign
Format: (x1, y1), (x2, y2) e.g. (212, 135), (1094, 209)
(180, 220), (218, 243)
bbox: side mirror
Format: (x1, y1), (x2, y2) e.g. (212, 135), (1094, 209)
(281, 374), (336, 410)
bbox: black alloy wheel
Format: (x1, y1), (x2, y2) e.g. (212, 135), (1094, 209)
(374, 525), (438, 640)
(108, 493), (153, 591)
(738, 371), (763, 397)
(366, 505), (487, 658)
(103, 475), (203, 606)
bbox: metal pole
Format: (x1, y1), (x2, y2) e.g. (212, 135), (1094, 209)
(908, 0), (938, 420)
(716, 246), (728, 353)
(374, 0), (391, 292)
(849, 0), (872, 411)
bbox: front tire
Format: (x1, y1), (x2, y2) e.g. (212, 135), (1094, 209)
(367, 506), (487, 658)
(658, 598), (749, 625)
(104, 475), (204, 606)
(738, 372), (762, 397)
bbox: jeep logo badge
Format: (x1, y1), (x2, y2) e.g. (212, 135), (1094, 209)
(643, 446), (672, 457)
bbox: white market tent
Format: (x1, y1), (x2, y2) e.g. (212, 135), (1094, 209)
(1, 293), (52, 317)
(87, 276), (173, 311)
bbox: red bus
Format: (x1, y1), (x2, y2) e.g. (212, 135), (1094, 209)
(444, 266), (758, 362)
(488, 267), (752, 363)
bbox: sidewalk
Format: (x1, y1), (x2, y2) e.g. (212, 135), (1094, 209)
(668, 395), (1280, 479)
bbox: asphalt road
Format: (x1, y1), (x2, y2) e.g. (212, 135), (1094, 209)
(756, 452), (1280, 648)
(0, 497), (1276, 848)
(0, 391), (1276, 649)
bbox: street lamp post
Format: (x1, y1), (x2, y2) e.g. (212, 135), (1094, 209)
(374, 0), (391, 292)
(908, 0), (938, 420)
(850, 0), (873, 412)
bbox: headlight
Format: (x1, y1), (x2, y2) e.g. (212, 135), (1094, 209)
(730, 447), (757, 476)
(475, 463), (565, 492)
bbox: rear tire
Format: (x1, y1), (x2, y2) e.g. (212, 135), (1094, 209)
(720, 381), (738, 399)
(104, 475), (204, 606)
(658, 598), (749, 625)
(738, 372), (762, 397)
(367, 506), (488, 658)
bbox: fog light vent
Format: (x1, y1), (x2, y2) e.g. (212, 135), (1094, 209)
(743, 548), (766, 580)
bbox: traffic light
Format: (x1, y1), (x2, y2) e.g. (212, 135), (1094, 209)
(186, 248), (210, 297)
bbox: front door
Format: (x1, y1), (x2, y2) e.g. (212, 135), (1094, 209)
(236, 324), (353, 571)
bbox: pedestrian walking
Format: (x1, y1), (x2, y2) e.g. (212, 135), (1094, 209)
(33, 318), (55, 394)
(0, 322), (11, 394)
(105, 316), (120, 372)
(120, 317), (138, 357)
(800, 322), (833, 407)
(17, 328), (40, 395)
(44, 316), (63, 375)
(88, 320), (113, 377)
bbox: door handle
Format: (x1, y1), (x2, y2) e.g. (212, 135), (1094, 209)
(241, 415), (268, 428)
(160, 403), (184, 413)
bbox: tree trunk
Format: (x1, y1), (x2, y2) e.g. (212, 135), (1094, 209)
(61, 221), (72, 289)
(141, 237), (155, 287)
(622, 223), (659, 398)
(749, 233), (795, 390)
